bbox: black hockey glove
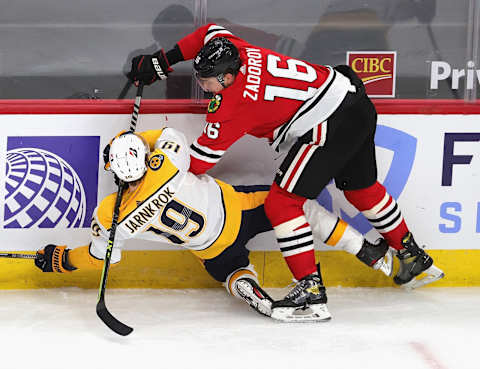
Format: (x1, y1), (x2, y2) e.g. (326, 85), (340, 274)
(35, 245), (76, 273)
(127, 49), (172, 85)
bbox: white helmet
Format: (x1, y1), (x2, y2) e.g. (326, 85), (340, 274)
(109, 132), (149, 182)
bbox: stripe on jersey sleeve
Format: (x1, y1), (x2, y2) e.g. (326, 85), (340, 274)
(190, 140), (225, 164)
(204, 25), (233, 44)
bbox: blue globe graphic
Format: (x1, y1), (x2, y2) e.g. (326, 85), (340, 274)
(4, 148), (86, 228)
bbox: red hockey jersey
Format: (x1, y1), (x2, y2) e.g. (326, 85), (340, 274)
(177, 24), (356, 174)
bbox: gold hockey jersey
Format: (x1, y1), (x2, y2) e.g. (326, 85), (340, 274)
(90, 127), (254, 264)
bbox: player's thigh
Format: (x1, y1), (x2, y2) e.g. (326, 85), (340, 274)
(273, 141), (343, 199)
(274, 121), (369, 199)
(203, 241), (250, 282)
(334, 98), (378, 190)
(334, 133), (378, 190)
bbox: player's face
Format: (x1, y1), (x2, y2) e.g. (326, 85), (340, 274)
(195, 75), (224, 94)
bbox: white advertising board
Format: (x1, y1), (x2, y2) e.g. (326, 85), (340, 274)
(0, 113), (478, 251)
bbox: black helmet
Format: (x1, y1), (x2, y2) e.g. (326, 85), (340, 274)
(194, 37), (241, 78)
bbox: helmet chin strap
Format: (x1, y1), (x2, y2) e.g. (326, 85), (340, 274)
(216, 73), (227, 88)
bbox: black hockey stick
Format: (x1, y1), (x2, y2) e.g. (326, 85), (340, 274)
(0, 253), (36, 259)
(426, 24), (459, 99)
(96, 82), (144, 336)
(117, 80), (133, 99)
(128, 82), (144, 132)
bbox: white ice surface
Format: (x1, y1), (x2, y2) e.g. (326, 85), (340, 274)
(0, 287), (478, 369)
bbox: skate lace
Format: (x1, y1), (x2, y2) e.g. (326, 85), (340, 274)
(398, 243), (427, 260)
(285, 279), (309, 300)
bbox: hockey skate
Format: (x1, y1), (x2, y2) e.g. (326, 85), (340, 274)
(233, 277), (274, 317)
(394, 232), (445, 289)
(271, 265), (331, 323)
(356, 238), (394, 277)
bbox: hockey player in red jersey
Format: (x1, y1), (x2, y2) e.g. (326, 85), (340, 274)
(127, 23), (444, 319)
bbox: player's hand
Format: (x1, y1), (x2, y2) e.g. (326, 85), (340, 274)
(35, 245), (76, 273)
(127, 49), (172, 85)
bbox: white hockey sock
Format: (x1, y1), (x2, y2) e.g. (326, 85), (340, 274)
(224, 264), (258, 298)
(304, 200), (364, 255)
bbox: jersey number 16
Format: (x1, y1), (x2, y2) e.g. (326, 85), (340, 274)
(264, 54), (318, 102)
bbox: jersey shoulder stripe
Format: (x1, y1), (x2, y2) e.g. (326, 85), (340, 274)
(139, 129), (164, 151)
(204, 24), (233, 44)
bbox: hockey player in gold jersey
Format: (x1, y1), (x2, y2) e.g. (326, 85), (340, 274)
(35, 127), (392, 322)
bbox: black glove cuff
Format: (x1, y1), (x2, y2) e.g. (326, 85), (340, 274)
(52, 247), (76, 272)
(62, 249), (77, 271)
(152, 50), (170, 80)
(166, 44), (184, 65)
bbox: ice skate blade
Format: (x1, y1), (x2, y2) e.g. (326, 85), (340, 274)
(271, 304), (331, 323)
(373, 248), (394, 277)
(402, 265), (445, 290)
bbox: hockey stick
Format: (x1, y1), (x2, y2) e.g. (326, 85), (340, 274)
(117, 80), (133, 99)
(426, 24), (459, 99)
(128, 82), (144, 132)
(96, 81), (144, 336)
(0, 253), (36, 259)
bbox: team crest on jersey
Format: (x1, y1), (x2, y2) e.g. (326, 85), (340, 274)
(148, 154), (164, 171)
(208, 94), (222, 113)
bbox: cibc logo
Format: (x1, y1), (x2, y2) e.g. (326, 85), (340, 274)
(347, 51), (397, 98)
(4, 136), (99, 228)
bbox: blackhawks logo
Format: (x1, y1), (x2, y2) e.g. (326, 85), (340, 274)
(208, 94), (222, 113)
(148, 154), (164, 171)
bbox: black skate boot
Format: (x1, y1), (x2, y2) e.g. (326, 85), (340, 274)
(393, 232), (444, 289)
(271, 264), (331, 322)
(356, 238), (393, 276)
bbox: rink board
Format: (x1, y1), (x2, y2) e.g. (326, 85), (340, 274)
(0, 249), (478, 289)
(0, 99), (478, 288)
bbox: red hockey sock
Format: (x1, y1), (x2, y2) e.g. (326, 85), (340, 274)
(281, 248), (317, 281)
(264, 183), (316, 280)
(344, 181), (408, 250)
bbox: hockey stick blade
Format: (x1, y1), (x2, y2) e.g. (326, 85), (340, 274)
(96, 298), (133, 336)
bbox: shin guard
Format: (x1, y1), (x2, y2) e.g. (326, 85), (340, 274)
(265, 184), (316, 280)
(344, 181), (408, 250)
